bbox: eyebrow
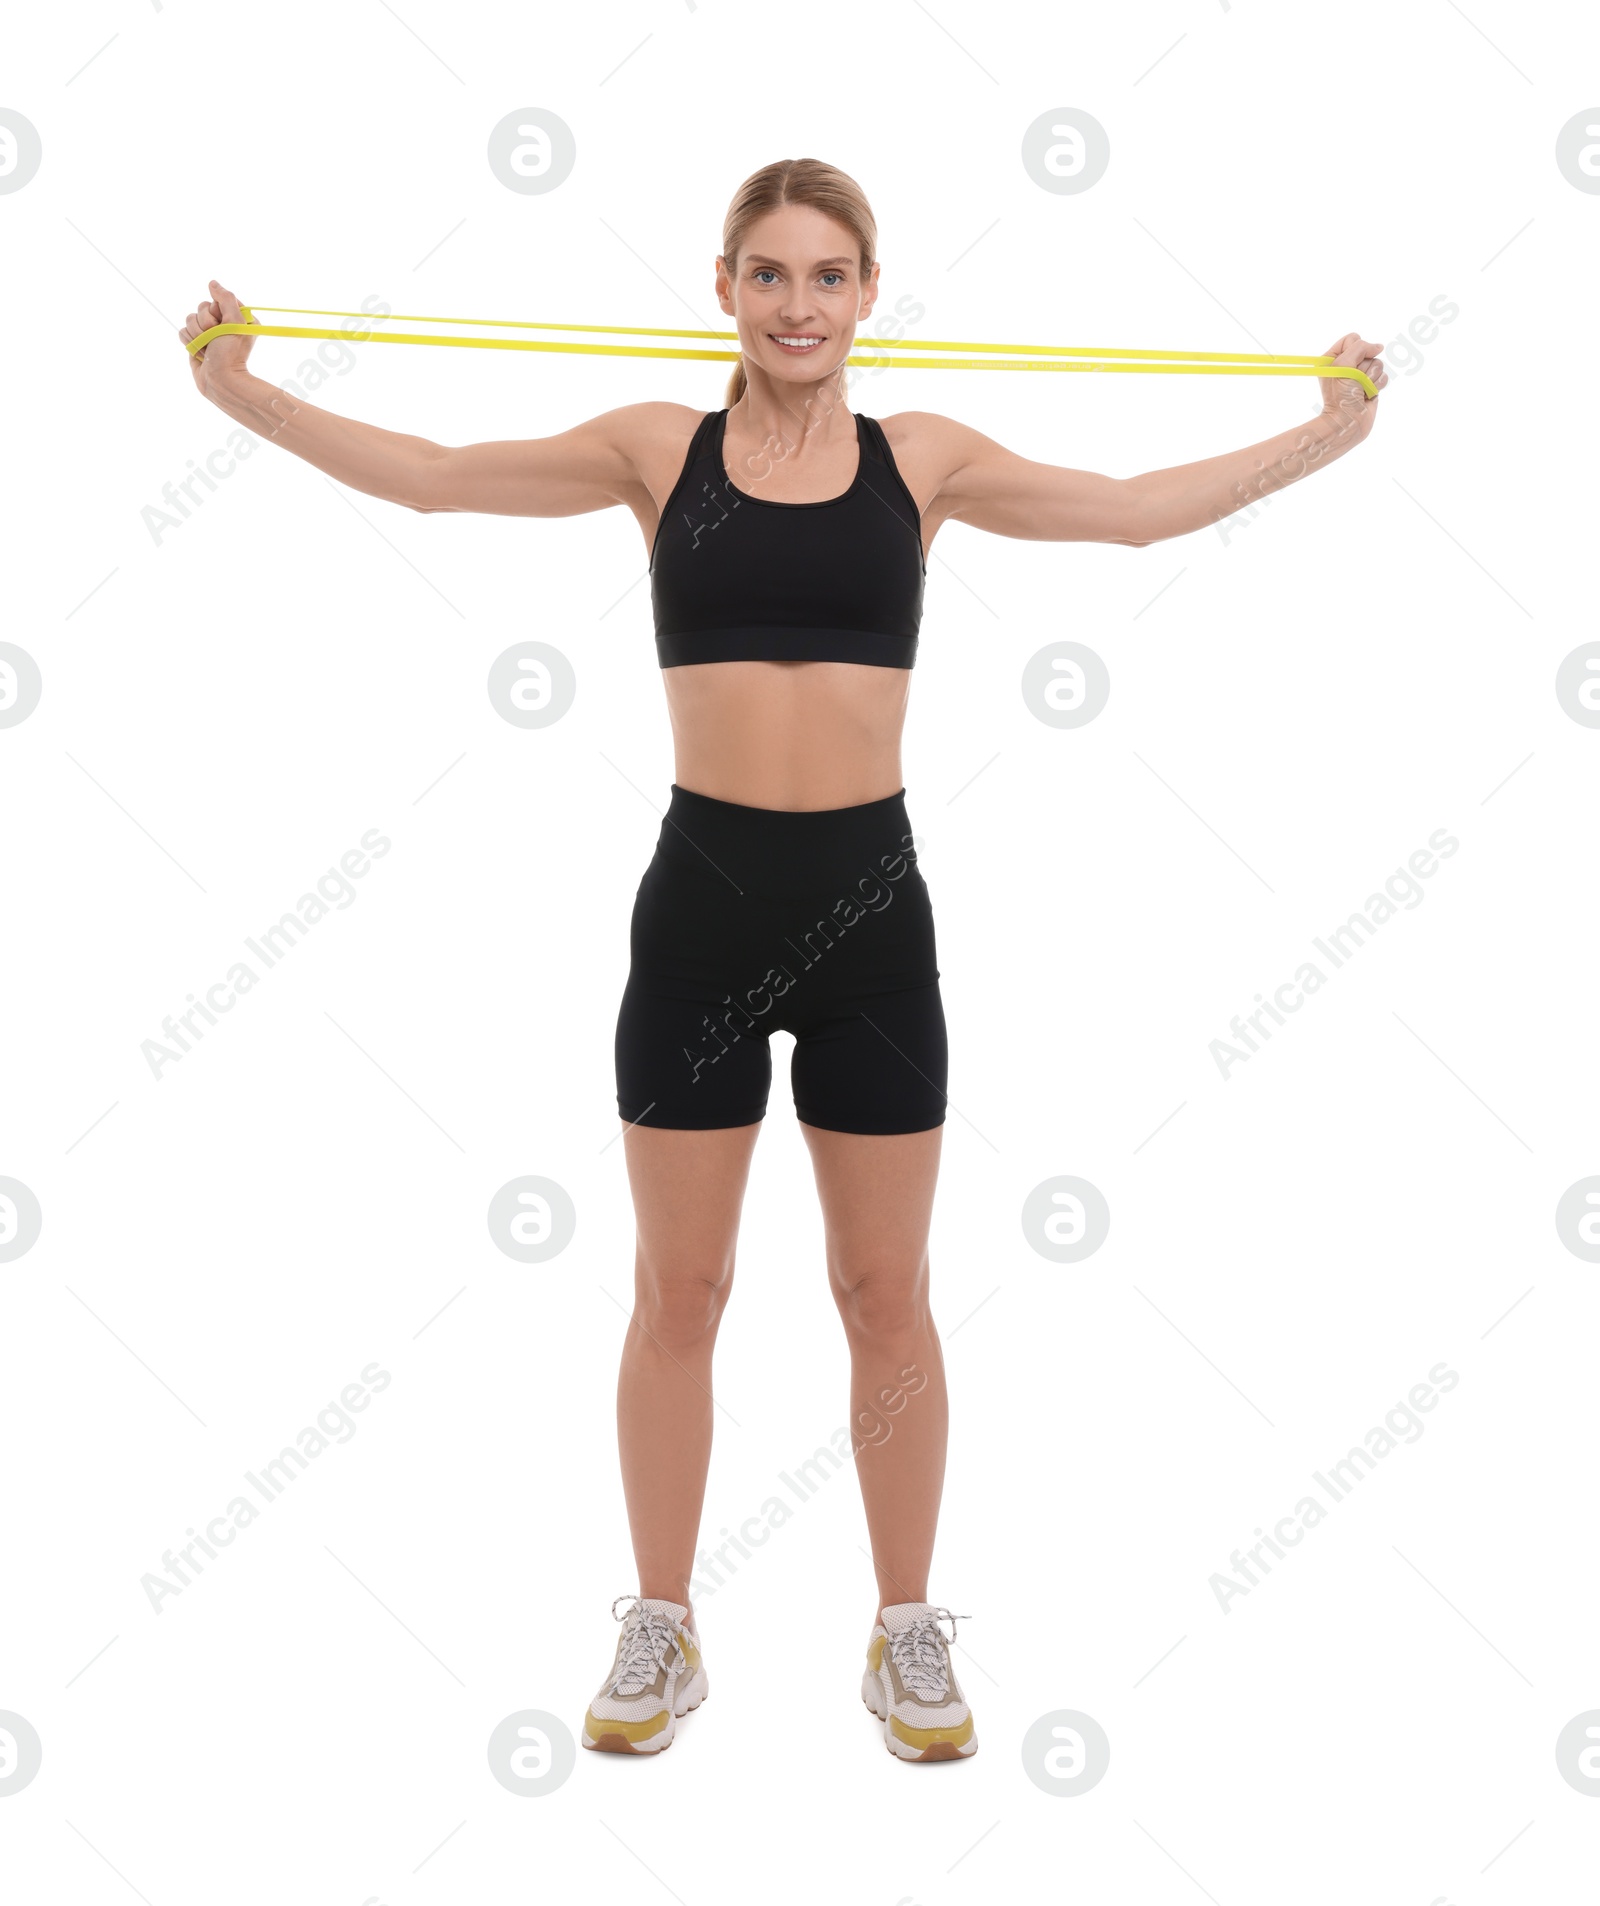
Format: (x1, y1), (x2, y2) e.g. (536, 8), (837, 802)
(742, 253), (856, 269)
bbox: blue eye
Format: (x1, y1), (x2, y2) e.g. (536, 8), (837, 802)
(754, 269), (778, 284)
(821, 273), (843, 287)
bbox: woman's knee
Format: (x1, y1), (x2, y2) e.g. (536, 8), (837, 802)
(831, 1255), (931, 1344)
(632, 1250), (733, 1351)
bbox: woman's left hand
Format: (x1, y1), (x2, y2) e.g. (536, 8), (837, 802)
(1318, 333), (1387, 444)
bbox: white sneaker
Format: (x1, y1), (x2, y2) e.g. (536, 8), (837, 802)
(861, 1602), (977, 1760)
(582, 1594), (708, 1754)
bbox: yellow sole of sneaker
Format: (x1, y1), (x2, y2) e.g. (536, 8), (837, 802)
(584, 1730), (667, 1755)
(582, 1690), (707, 1755)
(862, 1696), (978, 1761)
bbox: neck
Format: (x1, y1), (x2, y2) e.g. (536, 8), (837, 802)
(731, 362), (853, 448)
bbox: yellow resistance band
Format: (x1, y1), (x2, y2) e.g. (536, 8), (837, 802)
(185, 304), (1379, 397)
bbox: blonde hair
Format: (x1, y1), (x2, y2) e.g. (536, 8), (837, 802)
(720, 158), (877, 407)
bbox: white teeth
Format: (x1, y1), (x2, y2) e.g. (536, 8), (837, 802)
(773, 336), (821, 347)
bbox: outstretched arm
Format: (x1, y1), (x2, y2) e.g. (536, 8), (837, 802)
(180, 279), (660, 518)
(915, 332), (1387, 548)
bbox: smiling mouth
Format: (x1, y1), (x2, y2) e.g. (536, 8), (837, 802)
(769, 334), (825, 352)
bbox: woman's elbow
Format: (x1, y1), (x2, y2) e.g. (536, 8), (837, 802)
(1109, 477), (1161, 548)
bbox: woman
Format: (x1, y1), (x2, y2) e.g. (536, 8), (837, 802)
(181, 157), (1385, 1765)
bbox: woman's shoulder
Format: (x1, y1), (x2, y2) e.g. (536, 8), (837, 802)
(873, 409), (1003, 500)
(561, 402), (716, 504)
(584, 400), (714, 457)
(875, 409), (996, 454)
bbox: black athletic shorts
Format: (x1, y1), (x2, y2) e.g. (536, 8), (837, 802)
(615, 784), (948, 1134)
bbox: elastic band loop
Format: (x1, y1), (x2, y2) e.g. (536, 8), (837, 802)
(183, 307), (1379, 397)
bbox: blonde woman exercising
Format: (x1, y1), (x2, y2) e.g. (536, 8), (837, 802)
(180, 156), (1385, 1762)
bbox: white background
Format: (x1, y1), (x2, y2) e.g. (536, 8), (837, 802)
(3, 2), (1597, 1900)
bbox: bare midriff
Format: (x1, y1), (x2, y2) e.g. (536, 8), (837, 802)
(662, 659), (912, 811)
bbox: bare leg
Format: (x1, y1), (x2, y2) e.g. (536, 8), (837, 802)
(798, 1123), (947, 1622)
(617, 1122), (762, 1624)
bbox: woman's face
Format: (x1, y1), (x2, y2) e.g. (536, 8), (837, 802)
(716, 202), (879, 391)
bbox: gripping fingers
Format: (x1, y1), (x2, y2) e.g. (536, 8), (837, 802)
(1323, 334), (1384, 400)
(182, 302), (216, 353)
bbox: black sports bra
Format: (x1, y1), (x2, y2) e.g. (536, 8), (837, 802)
(649, 408), (926, 669)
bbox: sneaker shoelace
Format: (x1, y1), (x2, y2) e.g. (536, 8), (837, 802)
(607, 1594), (680, 1697)
(888, 1608), (968, 1702)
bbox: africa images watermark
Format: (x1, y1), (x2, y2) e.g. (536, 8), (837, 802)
(683, 829), (922, 1086)
(141, 1360), (392, 1615)
(726, 292), (928, 492)
(143, 295), (392, 545)
(1210, 1361), (1460, 1614)
(1216, 295), (1457, 547)
(676, 291), (927, 545)
(142, 828), (391, 1080)
(1210, 828), (1459, 1080)
(685, 1363), (930, 1605)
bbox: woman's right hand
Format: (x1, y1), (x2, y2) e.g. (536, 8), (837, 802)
(180, 280), (253, 391)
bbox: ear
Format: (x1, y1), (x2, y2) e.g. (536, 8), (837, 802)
(714, 254), (736, 317)
(858, 260), (882, 325)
